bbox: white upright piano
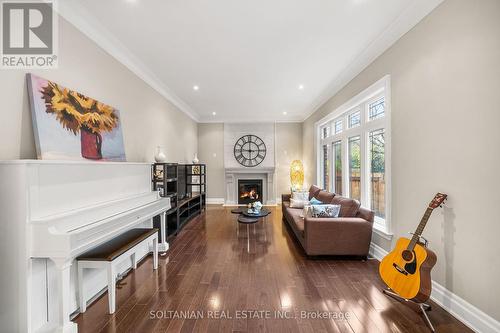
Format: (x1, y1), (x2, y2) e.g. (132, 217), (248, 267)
(0, 161), (171, 333)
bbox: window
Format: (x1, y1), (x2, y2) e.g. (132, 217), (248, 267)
(321, 126), (330, 139)
(333, 141), (342, 195)
(369, 98), (385, 120)
(322, 144), (330, 190)
(348, 136), (361, 201)
(316, 76), (390, 234)
(348, 110), (361, 128)
(370, 129), (385, 218)
(334, 119), (343, 134)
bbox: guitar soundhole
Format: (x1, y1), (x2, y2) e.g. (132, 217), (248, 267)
(402, 250), (413, 261)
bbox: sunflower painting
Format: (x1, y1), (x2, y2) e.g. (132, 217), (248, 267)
(27, 74), (126, 161)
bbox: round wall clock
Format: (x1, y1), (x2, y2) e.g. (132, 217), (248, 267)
(233, 135), (266, 167)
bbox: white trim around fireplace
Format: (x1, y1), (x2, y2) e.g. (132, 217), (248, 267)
(224, 167), (276, 206)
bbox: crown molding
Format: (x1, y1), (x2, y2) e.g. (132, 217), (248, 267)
(57, 0), (443, 124)
(56, 1), (199, 122)
(200, 118), (303, 124)
(302, 0), (445, 122)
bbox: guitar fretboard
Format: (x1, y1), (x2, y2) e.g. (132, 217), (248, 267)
(407, 207), (433, 251)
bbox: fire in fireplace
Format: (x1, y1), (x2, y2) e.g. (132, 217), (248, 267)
(238, 179), (263, 205)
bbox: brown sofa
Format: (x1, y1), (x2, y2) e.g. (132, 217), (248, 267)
(282, 185), (374, 257)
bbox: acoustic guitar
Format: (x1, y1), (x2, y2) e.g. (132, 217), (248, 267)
(379, 193), (447, 303)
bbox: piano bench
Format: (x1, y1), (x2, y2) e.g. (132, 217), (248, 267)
(76, 228), (159, 315)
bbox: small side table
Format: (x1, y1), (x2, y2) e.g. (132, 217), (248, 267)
(231, 208), (245, 214)
(237, 215), (259, 252)
(242, 208), (271, 218)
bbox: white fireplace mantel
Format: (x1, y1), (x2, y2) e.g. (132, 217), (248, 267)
(224, 167), (276, 206)
(225, 167), (275, 174)
(223, 123), (277, 206)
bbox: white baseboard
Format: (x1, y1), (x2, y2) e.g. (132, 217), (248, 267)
(369, 242), (388, 261)
(431, 281), (500, 333)
(369, 242), (500, 333)
(206, 198), (225, 205)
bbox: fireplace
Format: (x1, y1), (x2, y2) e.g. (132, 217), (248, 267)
(238, 179), (263, 205)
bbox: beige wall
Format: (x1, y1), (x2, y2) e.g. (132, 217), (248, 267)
(0, 16), (197, 163)
(198, 122), (302, 202)
(303, 0), (500, 321)
(198, 123), (225, 199)
(276, 123), (303, 196)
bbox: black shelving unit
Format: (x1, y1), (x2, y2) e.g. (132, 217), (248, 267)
(152, 163), (206, 241)
(184, 164), (206, 209)
(152, 163), (179, 242)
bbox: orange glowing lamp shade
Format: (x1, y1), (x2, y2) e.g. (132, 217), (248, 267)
(290, 160), (304, 191)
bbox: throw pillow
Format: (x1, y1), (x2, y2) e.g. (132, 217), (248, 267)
(311, 204), (341, 218)
(331, 196), (361, 217)
(290, 198), (308, 208)
(300, 204), (312, 218)
(292, 191), (309, 201)
(309, 197), (323, 205)
(316, 190), (335, 204)
(308, 185), (321, 200)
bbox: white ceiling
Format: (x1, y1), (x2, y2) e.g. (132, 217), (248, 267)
(59, 0), (442, 123)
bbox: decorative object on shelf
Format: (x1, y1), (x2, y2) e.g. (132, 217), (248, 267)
(192, 165), (200, 174)
(155, 146), (167, 163)
(290, 160), (304, 191)
(153, 169), (164, 181)
(27, 74), (126, 161)
(157, 187), (164, 196)
(192, 153), (199, 164)
(233, 134), (266, 167)
(191, 164), (201, 184)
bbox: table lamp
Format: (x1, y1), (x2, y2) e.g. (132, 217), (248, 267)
(290, 160), (304, 191)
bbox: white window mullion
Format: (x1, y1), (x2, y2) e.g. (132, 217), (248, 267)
(362, 101), (370, 208)
(342, 138), (349, 197)
(330, 144), (334, 193)
(319, 143), (325, 188)
(363, 131), (371, 209)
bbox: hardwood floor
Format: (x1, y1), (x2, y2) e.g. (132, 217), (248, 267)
(73, 206), (472, 333)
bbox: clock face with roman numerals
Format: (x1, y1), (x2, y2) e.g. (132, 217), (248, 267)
(234, 135), (266, 167)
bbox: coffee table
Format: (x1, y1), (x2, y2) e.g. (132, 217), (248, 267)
(237, 215), (259, 224)
(237, 215), (259, 252)
(231, 207), (245, 214)
(234, 208), (271, 253)
(242, 208), (271, 218)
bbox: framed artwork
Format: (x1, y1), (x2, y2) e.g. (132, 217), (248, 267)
(27, 74), (126, 161)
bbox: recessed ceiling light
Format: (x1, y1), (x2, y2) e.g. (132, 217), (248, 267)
(212, 112), (216, 116)
(298, 84), (304, 90)
(283, 111), (287, 115)
(193, 85), (199, 91)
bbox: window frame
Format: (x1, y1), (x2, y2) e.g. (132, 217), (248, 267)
(332, 140), (343, 196)
(348, 108), (362, 128)
(314, 75), (392, 238)
(367, 96), (386, 121)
